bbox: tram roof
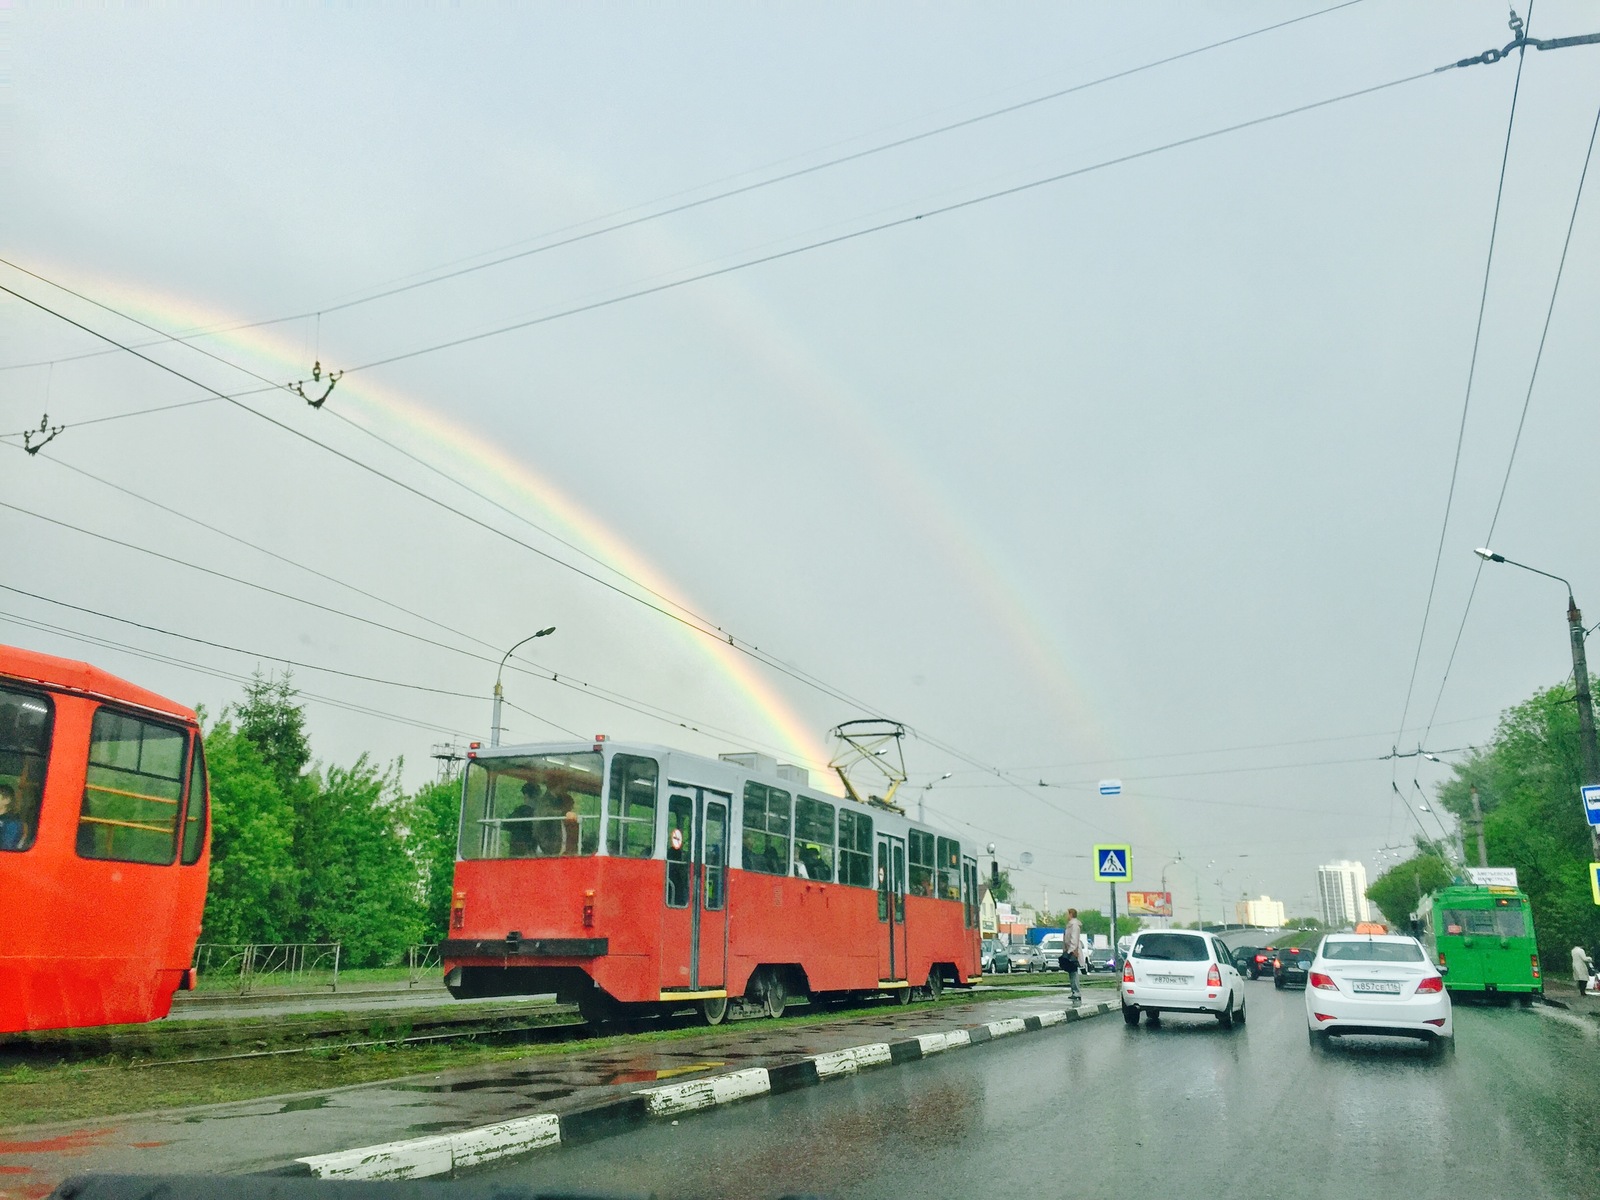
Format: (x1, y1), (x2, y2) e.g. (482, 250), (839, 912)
(0, 643), (198, 723)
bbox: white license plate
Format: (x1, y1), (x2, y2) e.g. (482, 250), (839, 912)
(1352, 980), (1402, 994)
(1150, 974), (1188, 984)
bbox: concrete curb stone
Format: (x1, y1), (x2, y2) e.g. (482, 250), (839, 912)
(291, 1000), (1113, 1182)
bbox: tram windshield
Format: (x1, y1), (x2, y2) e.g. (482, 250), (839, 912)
(0, 684), (52, 853)
(460, 751), (602, 859)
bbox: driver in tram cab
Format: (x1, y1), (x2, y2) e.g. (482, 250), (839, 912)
(0, 783), (26, 851)
(507, 781), (540, 857)
(553, 791), (581, 855)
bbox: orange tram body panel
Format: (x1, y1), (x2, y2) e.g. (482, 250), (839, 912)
(0, 644), (210, 1034)
(442, 739), (982, 1022)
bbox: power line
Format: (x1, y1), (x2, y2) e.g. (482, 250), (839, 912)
(341, 68), (1440, 377)
(0, 0), (1370, 376)
(1420, 94), (1600, 740)
(1390, 7), (1533, 752)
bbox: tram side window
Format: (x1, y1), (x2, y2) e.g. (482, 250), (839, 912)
(962, 858), (979, 926)
(704, 801), (727, 910)
(0, 685), (52, 853)
(605, 753), (658, 858)
(793, 795), (834, 881)
(665, 795), (691, 908)
(78, 708), (188, 865)
(936, 836), (960, 900)
(908, 829), (935, 895)
(180, 738), (209, 866)
(837, 809), (873, 887)
(741, 781), (791, 875)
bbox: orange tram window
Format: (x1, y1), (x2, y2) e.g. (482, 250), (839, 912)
(0, 643), (210, 1035)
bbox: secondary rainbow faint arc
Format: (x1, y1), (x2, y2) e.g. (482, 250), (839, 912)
(26, 271), (834, 771)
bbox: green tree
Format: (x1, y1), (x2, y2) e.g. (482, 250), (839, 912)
(295, 756), (424, 965)
(234, 671), (311, 792)
(407, 777), (464, 942)
(988, 869), (1014, 903)
(199, 721), (298, 945)
(1077, 908), (1141, 940)
(1366, 851), (1454, 929)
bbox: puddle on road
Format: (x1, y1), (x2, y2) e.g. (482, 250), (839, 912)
(277, 1096), (333, 1114)
(602, 1060), (724, 1085)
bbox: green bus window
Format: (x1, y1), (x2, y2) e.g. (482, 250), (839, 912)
(837, 809), (873, 887)
(794, 795), (834, 881)
(0, 685), (52, 854)
(908, 829), (935, 896)
(936, 836), (961, 900)
(605, 753), (658, 858)
(741, 781), (791, 875)
(78, 708), (188, 865)
(180, 738), (209, 865)
(665, 795), (692, 908)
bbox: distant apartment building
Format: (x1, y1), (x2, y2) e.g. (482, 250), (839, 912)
(1317, 860), (1372, 927)
(1236, 895), (1286, 927)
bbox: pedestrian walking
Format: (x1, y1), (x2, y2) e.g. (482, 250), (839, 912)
(1573, 945), (1595, 996)
(1063, 908), (1084, 1002)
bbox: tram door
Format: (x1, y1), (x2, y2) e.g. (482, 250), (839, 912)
(876, 833), (908, 983)
(661, 789), (728, 993)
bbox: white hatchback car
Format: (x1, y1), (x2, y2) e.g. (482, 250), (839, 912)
(1121, 930), (1246, 1028)
(1305, 934), (1453, 1050)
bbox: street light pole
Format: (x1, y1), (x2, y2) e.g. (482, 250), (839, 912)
(491, 627), (556, 747)
(1476, 549), (1600, 856)
(918, 773), (952, 823)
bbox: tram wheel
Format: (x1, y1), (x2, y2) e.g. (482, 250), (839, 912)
(700, 995), (728, 1026)
(761, 969), (789, 1019)
(926, 970), (944, 1001)
(894, 983), (912, 1006)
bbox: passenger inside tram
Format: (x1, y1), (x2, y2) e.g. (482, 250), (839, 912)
(0, 782), (27, 851)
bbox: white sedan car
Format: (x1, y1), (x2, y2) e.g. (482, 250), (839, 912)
(1305, 934), (1453, 1050)
(1120, 929), (1246, 1028)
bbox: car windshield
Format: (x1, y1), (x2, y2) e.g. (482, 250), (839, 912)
(1132, 933), (1209, 961)
(1322, 940), (1424, 962)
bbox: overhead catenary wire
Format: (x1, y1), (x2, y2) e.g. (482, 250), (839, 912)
(1419, 93), (1600, 742)
(0, 0), (1371, 376)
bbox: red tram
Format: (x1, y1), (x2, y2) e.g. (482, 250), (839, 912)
(0, 644), (210, 1034)
(442, 738), (982, 1024)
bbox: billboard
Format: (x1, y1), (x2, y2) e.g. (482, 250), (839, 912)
(1124, 890), (1173, 917)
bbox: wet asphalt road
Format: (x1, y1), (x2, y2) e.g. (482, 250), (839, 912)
(480, 983), (1600, 1199)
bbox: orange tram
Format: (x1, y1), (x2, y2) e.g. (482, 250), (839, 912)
(0, 644), (209, 1034)
(443, 738), (983, 1025)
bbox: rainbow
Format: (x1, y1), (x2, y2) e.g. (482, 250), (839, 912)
(7, 268), (835, 771)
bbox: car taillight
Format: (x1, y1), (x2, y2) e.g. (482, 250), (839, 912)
(1415, 975), (1444, 994)
(1531, 954), (1540, 980)
(1310, 972), (1339, 991)
(1206, 964), (1221, 987)
(1123, 959), (1135, 983)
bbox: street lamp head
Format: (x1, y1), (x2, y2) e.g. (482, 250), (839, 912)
(1474, 548), (1505, 563)
(536, 626), (556, 637)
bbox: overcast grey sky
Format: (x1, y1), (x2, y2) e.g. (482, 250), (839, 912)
(4, 1), (1598, 920)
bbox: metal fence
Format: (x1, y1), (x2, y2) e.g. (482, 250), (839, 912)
(406, 943), (442, 987)
(191, 942), (342, 995)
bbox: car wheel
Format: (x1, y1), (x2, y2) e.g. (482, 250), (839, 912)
(1274, 977), (1285, 990)
(1250, 969), (1259, 980)
(1235, 996), (1246, 1025)
(1432, 1034), (1455, 1056)
(1308, 1028), (1328, 1051)
(1216, 994), (1235, 1029)
(1122, 1003), (1139, 1026)
(1144, 1009), (1161, 1026)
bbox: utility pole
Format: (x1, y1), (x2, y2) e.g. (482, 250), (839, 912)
(1568, 595), (1600, 859)
(1469, 786), (1488, 868)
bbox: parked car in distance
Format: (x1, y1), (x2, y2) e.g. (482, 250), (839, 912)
(989, 942), (1039, 974)
(1307, 934), (1452, 1051)
(1037, 933), (1065, 969)
(1120, 930), (1246, 1028)
(1273, 946), (1315, 989)
(981, 938), (999, 974)
(1087, 948), (1117, 973)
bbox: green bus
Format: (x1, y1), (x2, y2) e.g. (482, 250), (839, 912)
(1413, 884), (1541, 1003)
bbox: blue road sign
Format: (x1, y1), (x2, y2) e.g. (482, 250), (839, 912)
(1098, 779), (1123, 796)
(1094, 844), (1131, 882)
(1583, 785), (1600, 828)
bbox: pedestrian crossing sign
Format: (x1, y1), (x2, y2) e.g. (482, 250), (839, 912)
(1095, 844), (1132, 882)
(1590, 862), (1600, 906)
